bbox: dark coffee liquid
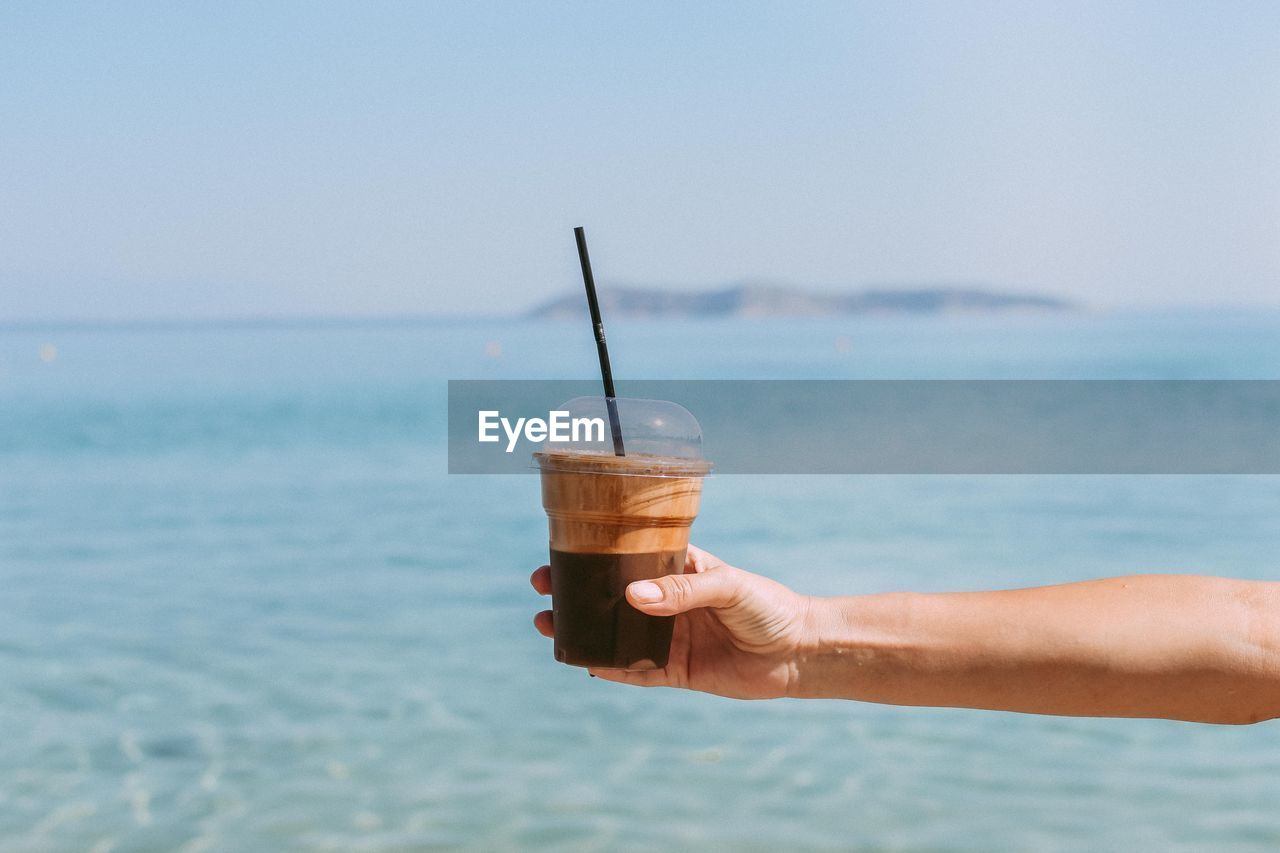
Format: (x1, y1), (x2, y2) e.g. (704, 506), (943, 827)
(550, 549), (685, 669)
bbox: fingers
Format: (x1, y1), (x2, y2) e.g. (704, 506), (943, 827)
(533, 609), (554, 637)
(626, 565), (743, 616)
(587, 667), (670, 687)
(530, 565), (551, 596)
(531, 608), (665, 686)
(685, 544), (726, 574)
(532, 567), (554, 639)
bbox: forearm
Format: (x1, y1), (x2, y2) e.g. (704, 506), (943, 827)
(794, 575), (1280, 724)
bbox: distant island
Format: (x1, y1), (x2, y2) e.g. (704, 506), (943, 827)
(526, 284), (1078, 319)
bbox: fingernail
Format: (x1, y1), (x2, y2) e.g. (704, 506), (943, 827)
(629, 581), (663, 603)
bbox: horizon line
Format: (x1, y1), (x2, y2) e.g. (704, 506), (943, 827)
(4, 302), (1280, 333)
(0, 313), (519, 333)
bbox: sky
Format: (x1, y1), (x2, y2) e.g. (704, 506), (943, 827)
(1, 1), (1278, 320)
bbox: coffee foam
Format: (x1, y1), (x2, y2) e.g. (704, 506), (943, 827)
(536, 451), (705, 554)
(534, 448), (711, 478)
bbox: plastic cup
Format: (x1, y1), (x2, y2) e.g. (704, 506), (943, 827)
(534, 397), (711, 669)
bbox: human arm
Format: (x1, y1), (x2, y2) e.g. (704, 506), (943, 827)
(531, 547), (1280, 724)
(797, 573), (1280, 724)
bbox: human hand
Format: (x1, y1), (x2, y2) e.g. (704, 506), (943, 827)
(531, 545), (816, 699)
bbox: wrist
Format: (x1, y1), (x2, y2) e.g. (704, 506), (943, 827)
(788, 594), (855, 699)
(787, 592), (920, 700)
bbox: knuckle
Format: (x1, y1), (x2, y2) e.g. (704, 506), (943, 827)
(663, 574), (695, 607)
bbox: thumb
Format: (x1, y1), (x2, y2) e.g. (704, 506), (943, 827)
(626, 568), (742, 616)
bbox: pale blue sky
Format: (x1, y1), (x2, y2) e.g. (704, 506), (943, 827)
(1, 1), (1277, 320)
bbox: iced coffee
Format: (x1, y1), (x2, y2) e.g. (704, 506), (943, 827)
(534, 398), (710, 669)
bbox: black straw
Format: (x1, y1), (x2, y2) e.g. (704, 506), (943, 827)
(574, 226), (625, 456)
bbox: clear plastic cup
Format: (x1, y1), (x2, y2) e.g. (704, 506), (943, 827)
(534, 397), (711, 669)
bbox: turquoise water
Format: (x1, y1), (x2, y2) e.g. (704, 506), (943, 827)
(2, 312), (1279, 851)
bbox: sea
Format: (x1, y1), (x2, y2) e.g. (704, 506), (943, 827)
(1, 310), (1278, 851)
